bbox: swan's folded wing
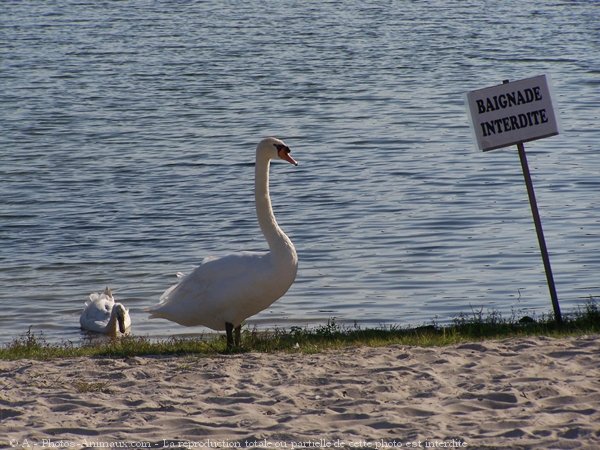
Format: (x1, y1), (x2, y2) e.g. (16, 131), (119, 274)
(149, 251), (270, 314)
(189, 252), (268, 287)
(80, 300), (111, 330)
(174, 253), (267, 297)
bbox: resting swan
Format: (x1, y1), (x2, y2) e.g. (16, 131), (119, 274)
(80, 287), (131, 336)
(147, 137), (299, 348)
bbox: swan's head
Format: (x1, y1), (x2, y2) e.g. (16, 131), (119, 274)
(257, 137), (298, 166)
(113, 303), (130, 334)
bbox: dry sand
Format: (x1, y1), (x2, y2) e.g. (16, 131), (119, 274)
(1, 335), (599, 449)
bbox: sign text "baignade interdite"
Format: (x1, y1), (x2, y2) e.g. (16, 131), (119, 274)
(466, 74), (559, 152)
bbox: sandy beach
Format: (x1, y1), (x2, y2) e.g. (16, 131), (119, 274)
(1, 335), (599, 449)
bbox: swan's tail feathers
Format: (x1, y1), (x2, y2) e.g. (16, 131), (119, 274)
(146, 282), (179, 318)
(89, 288), (114, 303)
(147, 300), (173, 319)
(147, 269), (195, 319)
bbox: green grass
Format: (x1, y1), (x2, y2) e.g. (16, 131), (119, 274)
(2, 300), (599, 360)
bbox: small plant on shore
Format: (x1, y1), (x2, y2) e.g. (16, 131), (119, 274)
(2, 327), (77, 359)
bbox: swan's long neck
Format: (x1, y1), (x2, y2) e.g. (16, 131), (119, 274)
(255, 155), (296, 258)
(106, 309), (120, 336)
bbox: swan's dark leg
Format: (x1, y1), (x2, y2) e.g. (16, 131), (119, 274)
(234, 325), (241, 347)
(225, 322), (234, 350)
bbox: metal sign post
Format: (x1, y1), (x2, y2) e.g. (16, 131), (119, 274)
(516, 140), (562, 323)
(466, 75), (563, 324)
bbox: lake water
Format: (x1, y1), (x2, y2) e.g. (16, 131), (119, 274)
(1, 1), (599, 344)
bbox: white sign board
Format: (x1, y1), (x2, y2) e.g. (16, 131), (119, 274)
(466, 75), (559, 152)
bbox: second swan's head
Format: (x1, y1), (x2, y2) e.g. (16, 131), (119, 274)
(257, 137), (298, 166)
(113, 303), (130, 334)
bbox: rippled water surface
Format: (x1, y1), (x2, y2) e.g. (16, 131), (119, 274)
(1, 1), (599, 344)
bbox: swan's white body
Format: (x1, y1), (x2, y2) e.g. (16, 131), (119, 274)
(147, 137), (298, 333)
(80, 288), (131, 336)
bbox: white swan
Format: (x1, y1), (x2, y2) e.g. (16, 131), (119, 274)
(80, 287), (131, 336)
(147, 137), (299, 348)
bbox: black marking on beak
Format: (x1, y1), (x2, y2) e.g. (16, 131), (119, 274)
(275, 143), (298, 166)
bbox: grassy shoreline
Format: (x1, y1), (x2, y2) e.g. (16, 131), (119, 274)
(2, 302), (599, 360)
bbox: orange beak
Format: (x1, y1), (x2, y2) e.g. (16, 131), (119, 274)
(278, 149), (298, 166)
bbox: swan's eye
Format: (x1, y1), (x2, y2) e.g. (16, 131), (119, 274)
(274, 143), (290, 154)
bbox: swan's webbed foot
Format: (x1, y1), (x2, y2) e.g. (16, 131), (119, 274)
(225, 322), (242, 350)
